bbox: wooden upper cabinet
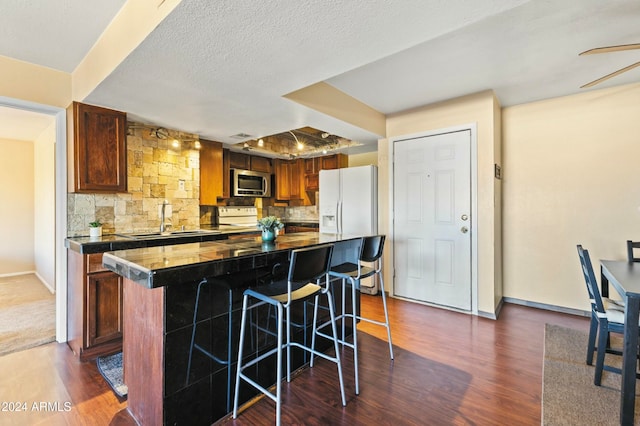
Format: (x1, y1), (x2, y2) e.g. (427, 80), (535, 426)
(200, 140), (225, 205)
(229, 151), (250, 170)
(302, 154), (347, 193)
(250, 156), (272, 173)
(304, 158), (320, 174)
(73, 102), (127, 193)
(321, 153), (348, 170)
(274, 159), (301, 200)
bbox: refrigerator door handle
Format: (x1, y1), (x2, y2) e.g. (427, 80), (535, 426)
(338, 201), (343, 234)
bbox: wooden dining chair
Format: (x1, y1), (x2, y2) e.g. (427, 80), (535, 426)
(577, 245), (630, 385)
(626, 240), (640, 262)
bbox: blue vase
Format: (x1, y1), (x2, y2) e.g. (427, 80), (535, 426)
(261, 229), (276, 242)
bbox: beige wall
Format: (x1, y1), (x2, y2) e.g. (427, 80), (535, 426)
(0, 139), (35, 275)
(502, 82), (640, 311)
(349, 151), (378, 167)
(0, 55), (71, 108)
(384, 90), (501, 315)
(34, 122), (56, 289)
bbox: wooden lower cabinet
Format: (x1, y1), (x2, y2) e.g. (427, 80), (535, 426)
(67, 250), (123, 360)
(87, 271), (123, 347)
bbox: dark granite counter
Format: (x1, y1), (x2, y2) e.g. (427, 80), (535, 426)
(103, 232), (362, 288)
(65, 226), (260, 254)
(284, 221), (319, 227)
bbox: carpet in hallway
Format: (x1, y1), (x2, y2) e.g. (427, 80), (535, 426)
(0, 274), (55, 357)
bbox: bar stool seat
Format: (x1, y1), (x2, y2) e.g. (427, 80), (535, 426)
(316, 235), (393, 395)
(233, 244), (346, 426)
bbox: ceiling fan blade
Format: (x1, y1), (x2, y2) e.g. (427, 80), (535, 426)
(580, 60), (640, 88)
(579, 43), (640, 55)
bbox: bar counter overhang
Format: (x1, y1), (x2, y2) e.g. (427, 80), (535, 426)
(102, 232), (364, 425)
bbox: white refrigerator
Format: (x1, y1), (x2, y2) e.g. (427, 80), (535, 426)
(319, 165), (378, 294)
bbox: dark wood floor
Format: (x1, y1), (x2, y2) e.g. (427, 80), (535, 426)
(0, 296), (589, 425)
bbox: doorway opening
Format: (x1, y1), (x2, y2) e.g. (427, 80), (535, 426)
(0, 96), (67, 345)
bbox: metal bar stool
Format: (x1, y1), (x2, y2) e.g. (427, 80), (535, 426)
(315, 235), (393, 395)
(185, 277), (233, 412)
(233, 244), (346, 426)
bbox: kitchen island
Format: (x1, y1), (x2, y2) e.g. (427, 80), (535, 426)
(102, 232), (363, 426)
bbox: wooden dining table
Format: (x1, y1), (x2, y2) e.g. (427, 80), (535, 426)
(600, 260), (640, 425)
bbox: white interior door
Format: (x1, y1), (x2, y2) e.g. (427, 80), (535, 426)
(393, 130), (471, 310)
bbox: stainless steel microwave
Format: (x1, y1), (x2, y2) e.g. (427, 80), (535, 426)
(231, 169), (272, 197)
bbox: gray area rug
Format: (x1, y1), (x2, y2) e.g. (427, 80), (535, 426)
(0, 274), (55, 357)
(543, 324), (640, 425)
(97, 351), (128, 398)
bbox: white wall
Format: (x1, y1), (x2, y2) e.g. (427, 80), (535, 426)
(0, 139), (35, 275)
(502, 82), (640, 311)
(33, 123), (56, 290)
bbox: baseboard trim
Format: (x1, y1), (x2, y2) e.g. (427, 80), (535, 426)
(0, 270), (36, 278)
(35, 272), (55, 294)
(478, 297), (505, 320)
(503, 297), (589, 317)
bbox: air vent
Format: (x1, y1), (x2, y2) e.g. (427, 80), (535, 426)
(230, 133), (252, 139)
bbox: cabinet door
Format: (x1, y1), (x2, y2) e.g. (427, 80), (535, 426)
(275, 159), (302, 201)
(73, 102), (127, 193)
(290, 159), (301, 199)
(320, 154), (345, 170)
(305, 173), (319, 191)
(275, 160), (292, 200)
(250, 156), (272, 173)
(87, 271), (123, 347)
(200, 140), (224, 205)
(304, 158), (319, 174)
(229, 151), (250, 169)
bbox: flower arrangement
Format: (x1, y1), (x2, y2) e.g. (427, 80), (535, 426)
(257, 216), (284, 232)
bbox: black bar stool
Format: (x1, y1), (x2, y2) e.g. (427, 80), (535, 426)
(316, 235), (393, 395)
(185, 277), (233, 412)
(233, 244), (346, 426)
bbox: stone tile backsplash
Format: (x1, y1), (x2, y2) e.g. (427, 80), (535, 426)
(67, 123), (201, 237)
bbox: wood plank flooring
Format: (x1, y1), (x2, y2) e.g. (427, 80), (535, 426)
(0, 296), (589, 425)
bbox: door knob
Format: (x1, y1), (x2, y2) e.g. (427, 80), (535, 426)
(461, 226), (469, 234)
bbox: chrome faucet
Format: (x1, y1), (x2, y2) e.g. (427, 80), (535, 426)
(160, 200), (169, 234)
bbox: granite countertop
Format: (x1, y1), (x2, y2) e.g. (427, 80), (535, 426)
(65, 226), (261, 254)
(103, 232), (361, 289)
(284, 221), (319, 227)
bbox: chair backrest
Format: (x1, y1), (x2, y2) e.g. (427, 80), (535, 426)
(360, 235), (386, 263)
(627, 240), (640, 262)
(288, 244), (334, 284)
(577, 245), (606, 315)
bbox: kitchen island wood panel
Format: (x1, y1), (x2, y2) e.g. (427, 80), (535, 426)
(123, 279), (164, 426)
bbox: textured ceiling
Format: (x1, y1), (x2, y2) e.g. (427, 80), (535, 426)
(0, 0), (127, 73)
(2, 0), (640, 150)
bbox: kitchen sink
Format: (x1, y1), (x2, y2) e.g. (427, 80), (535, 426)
(117, 230), (221, 239)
